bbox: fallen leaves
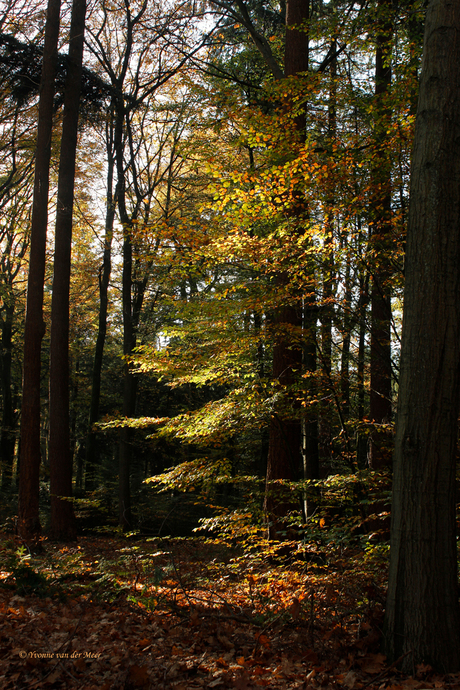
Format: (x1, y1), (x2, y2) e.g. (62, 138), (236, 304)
(360, 653), (387, 674)
(0, 533), (457, 689)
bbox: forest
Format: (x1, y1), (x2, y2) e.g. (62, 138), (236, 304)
(1, 0), (460, 686)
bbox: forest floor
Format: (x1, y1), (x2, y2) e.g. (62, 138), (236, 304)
(0, 532), (459, 690)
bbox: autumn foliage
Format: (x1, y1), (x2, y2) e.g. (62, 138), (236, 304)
(1, 529), (455, 689)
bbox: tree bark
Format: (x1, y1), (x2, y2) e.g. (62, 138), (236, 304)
(368, 0), (393, 470)
(85, 117), (116, 492)
(17, 0), (61, 542)
(383, 0), (460, 671)
(264, 0), (313, 536)
(48, 0), (86, 541)
(356, 266), (369, 469)
(118, 230), (136, 531)
(0, 302), (15, 489)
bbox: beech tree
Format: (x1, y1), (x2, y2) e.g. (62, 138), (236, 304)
(384, 0), (460, 671)
(132, 0), (414, 522)
(84, 109), (116, 492)
(4, 0), (421, 543)
(85, 0), (211, 528)
(263, 0), (312, 535)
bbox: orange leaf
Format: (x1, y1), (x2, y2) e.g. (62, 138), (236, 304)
(290, 596), (301, 620)
(258, 634), (271, 649)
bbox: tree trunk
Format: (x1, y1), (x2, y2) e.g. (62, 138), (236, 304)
(17, 0), (61, 543)
(118, 230), (136, 531)
(85, 119), (116, 491)
(319, 37), (337, 471)
(48, 0), (86, 541)
(340, 253), (351, 420)
(118, 370), (137, 531)
(265, 304), (303, 531)
(356, 267), (369, 469)
(383, 0), (460, 671)
(0, 303), (15, 490)
(264, 0), (312, 536)
(368, 0), (393, 469)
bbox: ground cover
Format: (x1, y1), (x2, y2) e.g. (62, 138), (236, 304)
(0, 533), (457, 689)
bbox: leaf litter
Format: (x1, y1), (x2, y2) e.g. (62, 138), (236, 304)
(0, 533), (458, 689)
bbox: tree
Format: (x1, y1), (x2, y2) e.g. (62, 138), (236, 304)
(135, 0), (413, 529)
(368, 0), (394, 469)
(383, 0), (460, 671)
(84, 108), (116, 492)
(85, 0), (211, 528)
(0, 178), (31, 490)
(263, 0), (312, 535)
(17, 0), (61, 542)
(0, 95), (34, 489)
(48, 0), (86, 541)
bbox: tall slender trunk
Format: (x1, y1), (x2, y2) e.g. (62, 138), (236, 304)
(17, 0), (61, 543)
(340, 253), (351, 420)
(356, 267), (369, 468)
(85, 119), (116, 491)
(319, 37), (337, 471)
(368, 0), (393, 469)
(265, 0), (313, 535)
(118, 231), (136, 530)
(113, 95), (152, 530)
(0, 303), (15, 489)
(48, 0), (86, 541)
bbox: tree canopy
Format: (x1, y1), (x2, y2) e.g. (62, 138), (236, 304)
(0, 0), (458, 678)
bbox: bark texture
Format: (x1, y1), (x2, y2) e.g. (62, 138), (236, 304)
(264, 0), (313, 535)
(1, 303), (15, 489)
(368, 0), (393, 469)
(85, 123), (116, 491)
(383, 0), (460, 671)
(17, 0), (61, 542)
(48, 0), (86, 540)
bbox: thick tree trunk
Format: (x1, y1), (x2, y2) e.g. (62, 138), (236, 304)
(17, 0), (61, 543)
(383, 0), (460, 671)
(48, 0), (86, 541)
(368, 0), (393, 470)
(284, 0), (309, 79)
